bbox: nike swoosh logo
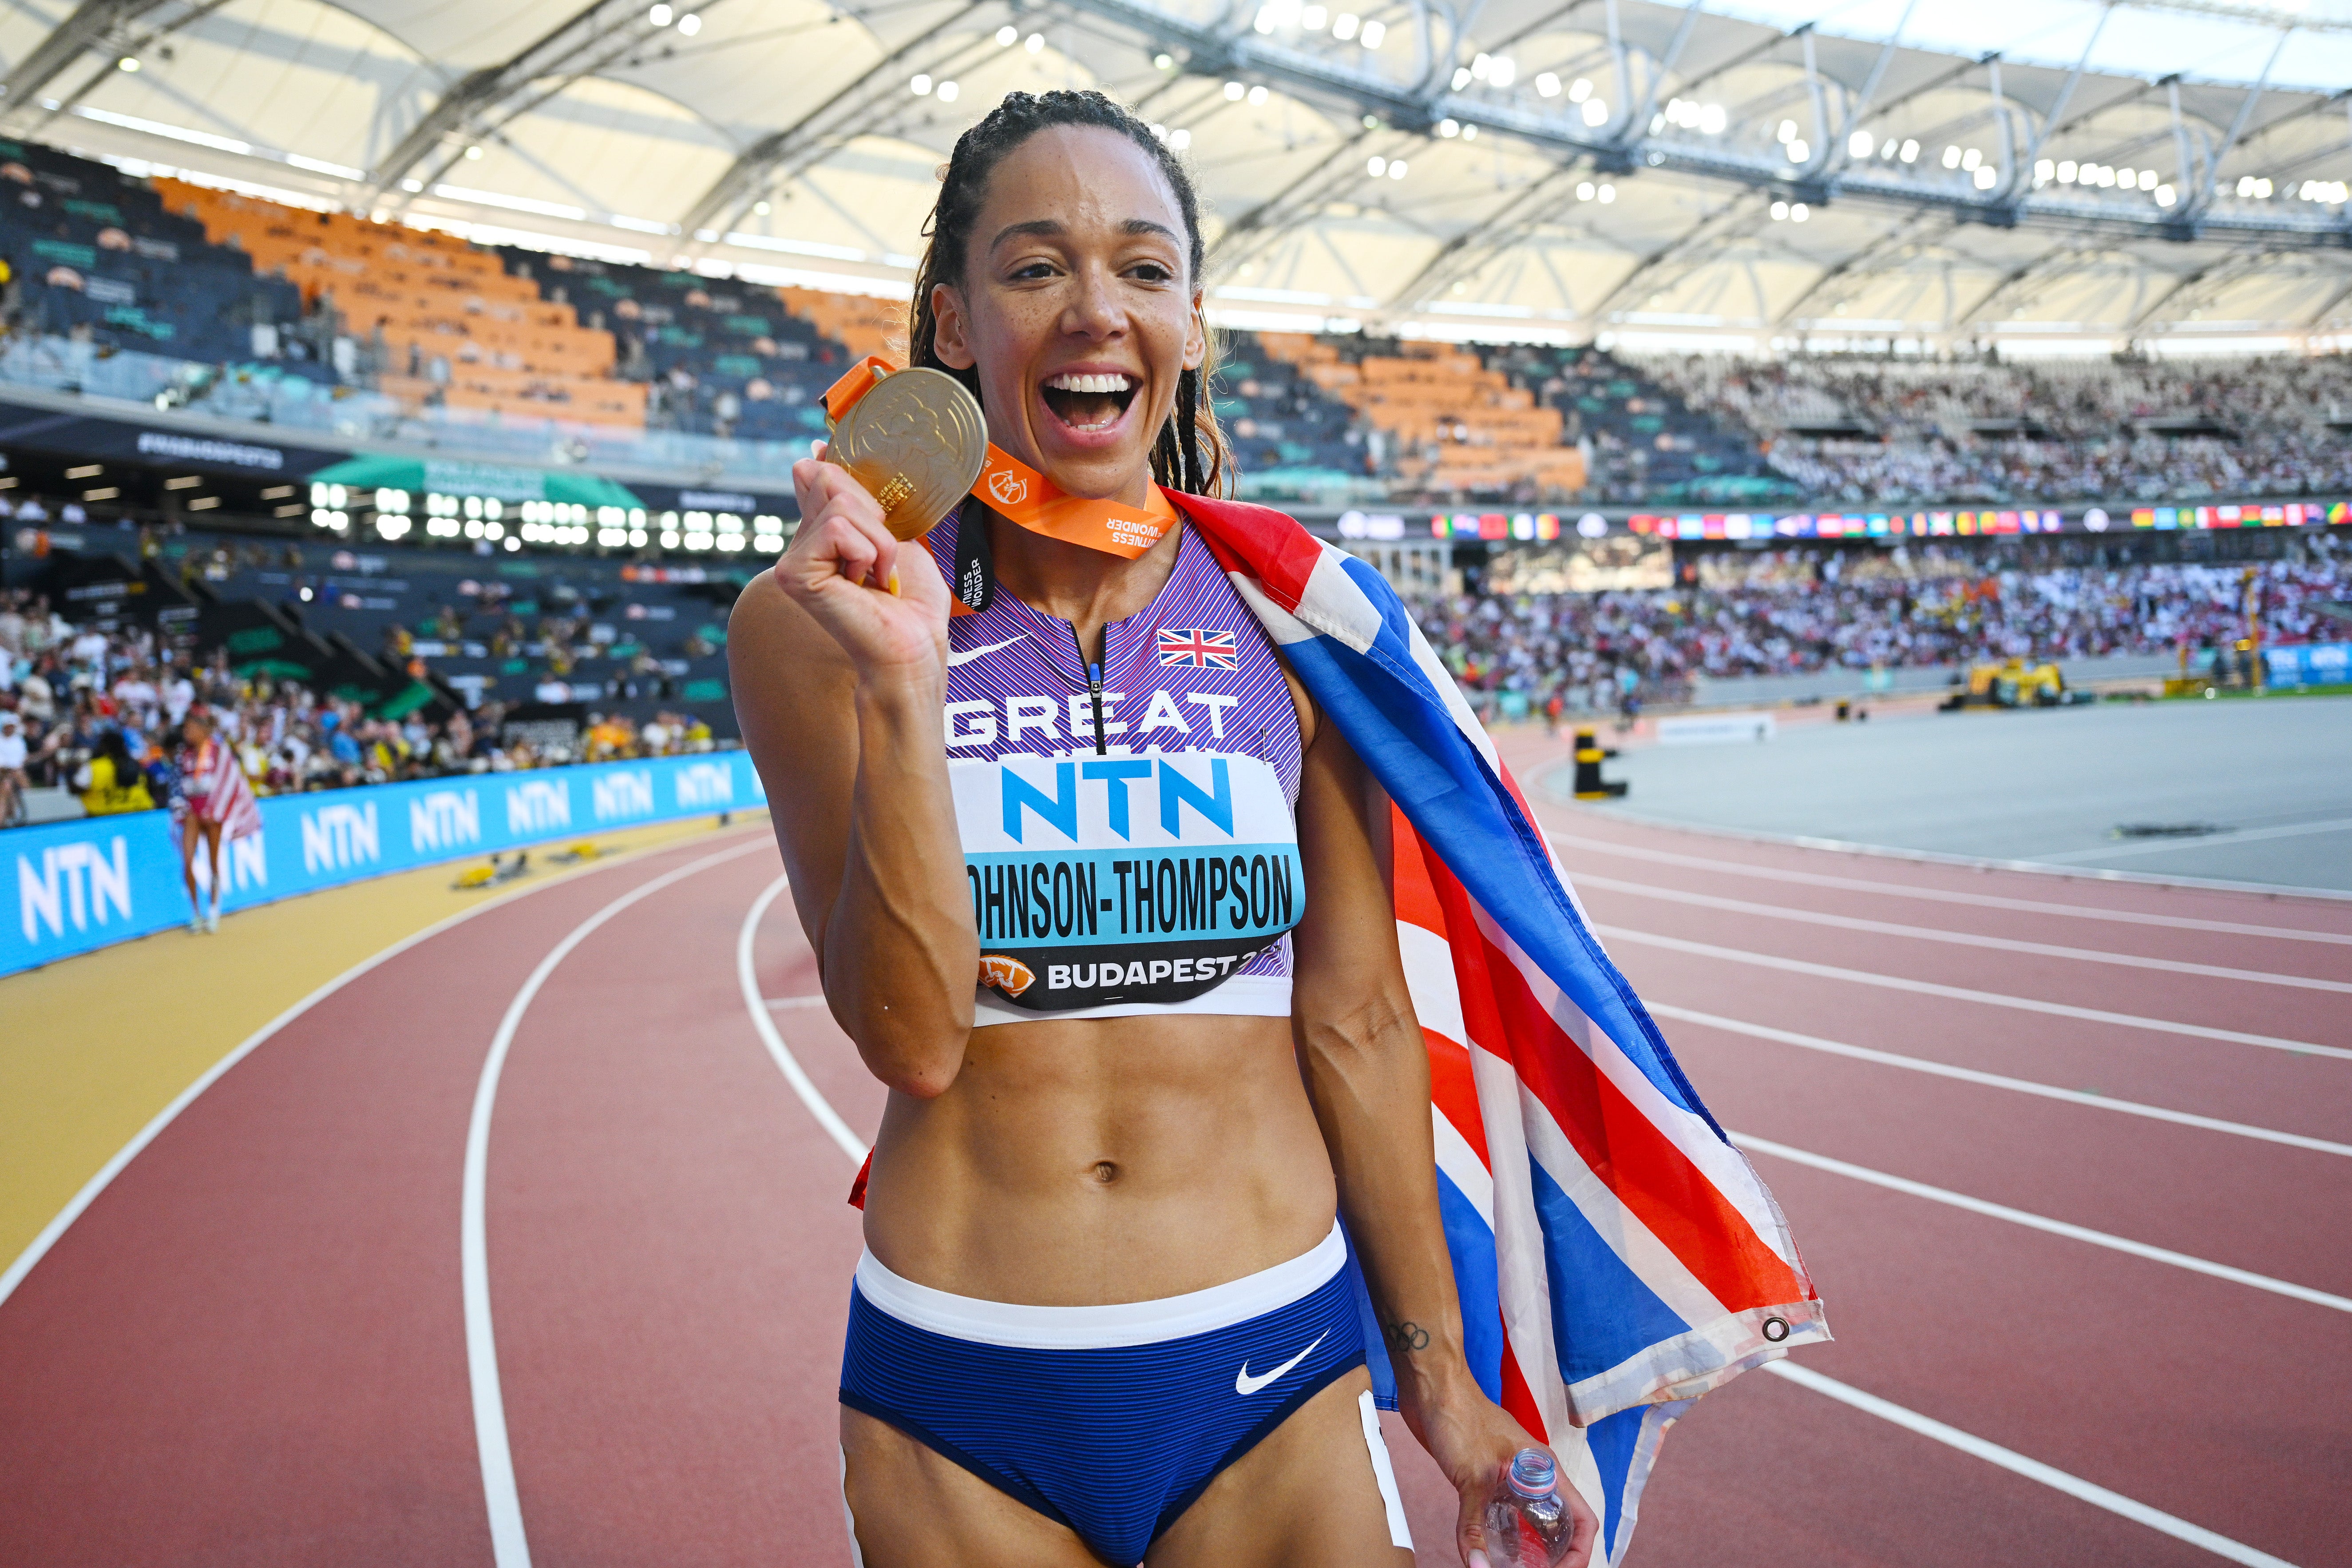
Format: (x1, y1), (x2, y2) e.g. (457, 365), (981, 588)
(946, 635), (1026, 667)
(1235, 1331), (1326, 1396)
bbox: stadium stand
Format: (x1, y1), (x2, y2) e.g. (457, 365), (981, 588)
(1410, 530), (2351, 712)
(1257, 331), (1585, 502)
(0, 567), (724, 827)
(1209, 331), (1379, 498)
(1231, 332), (1781, 507)
(116, 167), (878, 446)
(0, 140), (309, 372)
(20, 130), (2344, 528)
(158, 527), (739, 716)
(1638, 352), (2352, 506)
(488, 250), (852, 441)
(1482, 341), (1785, 505)
(3, 523), (744, 824)
(157, 182), (645, 428)
(778, 287), (903, 363)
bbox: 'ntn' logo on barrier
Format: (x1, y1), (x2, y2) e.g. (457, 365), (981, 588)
(410, 790), (482, 853)
(19, 837), (132, 941)
(1, 752), (768, 981)
(593, 770), (656, 822)
(301, 802), (380, 874)
(506, 780), (571, 835)
(675, 762), (735, 809)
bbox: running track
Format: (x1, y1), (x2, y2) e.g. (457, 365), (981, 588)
(2, 752), (2348, 1567)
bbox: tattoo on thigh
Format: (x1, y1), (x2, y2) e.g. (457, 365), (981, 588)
(1384, 1319), (1430, 1354)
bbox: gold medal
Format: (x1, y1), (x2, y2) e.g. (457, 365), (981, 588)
(825, 365), (988, 541)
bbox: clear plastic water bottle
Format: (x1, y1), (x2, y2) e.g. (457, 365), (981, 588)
(1481, 1447), (1572, 1566)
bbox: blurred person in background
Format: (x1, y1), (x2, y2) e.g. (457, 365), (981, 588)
(0, 706), (25, 825)
(174, 707), (258, 934)
(74, 727), (154, 815)
(161, 658), (196, 729)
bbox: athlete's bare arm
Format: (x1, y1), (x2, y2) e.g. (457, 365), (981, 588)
(729, 454), (977, 1096)
(1289, 722), (1600, 1568)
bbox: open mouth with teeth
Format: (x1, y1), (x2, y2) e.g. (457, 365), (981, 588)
(1039, 371), (1139, 434)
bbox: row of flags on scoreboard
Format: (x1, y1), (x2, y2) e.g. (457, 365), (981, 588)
(1417, 497), (2350, 541)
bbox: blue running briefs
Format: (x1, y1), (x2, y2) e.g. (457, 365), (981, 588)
(839, 1223), (1366, 1564)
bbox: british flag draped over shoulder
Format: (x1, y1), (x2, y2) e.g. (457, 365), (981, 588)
(1169, 489), (1829, 1563)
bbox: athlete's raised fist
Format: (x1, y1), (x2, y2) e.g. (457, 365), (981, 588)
(777, 444), (950, 679)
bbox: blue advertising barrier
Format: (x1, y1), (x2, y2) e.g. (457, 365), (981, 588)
(4, 751), (765, 978)
(2263, 642), (2352, 686)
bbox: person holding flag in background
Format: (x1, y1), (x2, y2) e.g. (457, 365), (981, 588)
(733, 89), (1823, 1568)
(174, 707), (260, 934)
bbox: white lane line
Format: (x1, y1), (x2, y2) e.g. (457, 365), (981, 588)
(1762, 1362), (2303, 1568)
(2037, 816), (2352, 864)
(1654, 1004), (2352, 1159)
(1595, 925), (2352, 1061)
(1576, 873), (2352, 995)
(0, 827), (767, 1315)
(465, 839), (771, 1568)
(764, 995), (829, 1010)
(738, 875), (870, 1162)
(1734, 1133), (2352, 1315)
(1547, 829), (2352, 947)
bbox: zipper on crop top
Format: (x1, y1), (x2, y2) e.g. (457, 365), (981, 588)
(1073, 624), (1108, 756)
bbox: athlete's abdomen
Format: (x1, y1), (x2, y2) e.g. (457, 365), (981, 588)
(857, 1011), (1338, 1305)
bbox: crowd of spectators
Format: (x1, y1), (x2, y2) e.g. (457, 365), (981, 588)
(1635, 352), (2352, 506)
(0, 586), (723, 826)
(1406, 534), (2352, 713)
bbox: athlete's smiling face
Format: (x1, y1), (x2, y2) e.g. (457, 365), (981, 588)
(932, 125), (1205, 505)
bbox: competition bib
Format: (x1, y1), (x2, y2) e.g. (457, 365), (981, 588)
(951, 750), (1303, 1012)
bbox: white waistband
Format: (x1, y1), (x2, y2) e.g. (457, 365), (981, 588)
(972, 973), (1292, 1030)
(854, 1220), (1345, 1350)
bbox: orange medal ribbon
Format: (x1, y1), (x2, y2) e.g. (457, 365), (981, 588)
(823, 355), (1179, 559)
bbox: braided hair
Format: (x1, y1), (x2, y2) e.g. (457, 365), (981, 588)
(907, 90), (1231, 498)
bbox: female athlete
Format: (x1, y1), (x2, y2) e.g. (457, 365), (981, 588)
(732, 90), (1600, 1568)
(176, 708), (227, 933)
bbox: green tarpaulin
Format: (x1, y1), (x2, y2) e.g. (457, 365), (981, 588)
(307, 454), (642, 509)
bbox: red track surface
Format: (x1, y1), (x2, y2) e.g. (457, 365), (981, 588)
(2, 778), (2348, 1567)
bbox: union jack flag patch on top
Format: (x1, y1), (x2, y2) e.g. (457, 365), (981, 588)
(1157, 627), (1239, 669)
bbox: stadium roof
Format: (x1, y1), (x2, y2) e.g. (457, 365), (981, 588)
(3, 0), (2348, 354)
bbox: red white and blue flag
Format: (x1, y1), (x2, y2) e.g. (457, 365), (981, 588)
(1168, 490), (1829, 1564)
(1156, 626), (1240, 669)
(179, 736), (261, 842)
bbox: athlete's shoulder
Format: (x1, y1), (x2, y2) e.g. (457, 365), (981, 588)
(1162, 489), (1307, 535)
(1162, 490), (1324, 596)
